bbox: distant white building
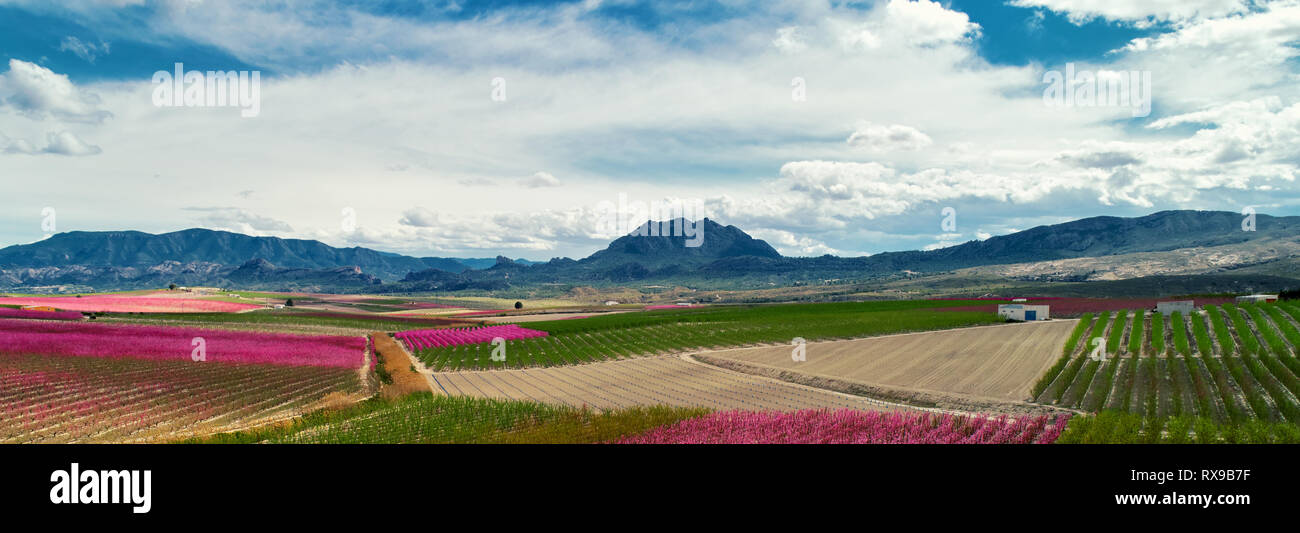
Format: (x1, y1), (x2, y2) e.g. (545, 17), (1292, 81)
(1237, 294), (1279, 304)
(604, 300), (620, 306)
(998, 304), (1050, 321)
(1156, 300), (1195, 316)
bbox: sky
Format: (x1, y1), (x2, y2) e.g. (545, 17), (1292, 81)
(0, 0), (1298, 261)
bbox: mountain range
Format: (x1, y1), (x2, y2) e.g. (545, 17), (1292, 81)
(0, 211), (1296, 294)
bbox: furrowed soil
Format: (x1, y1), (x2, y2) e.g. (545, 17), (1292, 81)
(419, 354), (926, 413)
(696, 321), (1077, 406)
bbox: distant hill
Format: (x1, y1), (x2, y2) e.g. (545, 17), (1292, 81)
(583, 218), (780, 267)
(0, 210), (1296, 293)
(0, 228), (534, 282)
(917, 210), (1296, 266)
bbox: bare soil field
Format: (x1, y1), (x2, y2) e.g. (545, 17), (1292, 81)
(698, 321), (1077, 405)
(422, 355), (919, 413)
(372, 332), (434, 398)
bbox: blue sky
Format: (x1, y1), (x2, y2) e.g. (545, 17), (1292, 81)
(1, 0), (1298, 260)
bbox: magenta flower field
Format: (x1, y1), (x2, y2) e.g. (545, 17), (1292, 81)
(0, 320), (366, 368)
(396, 324), (549, 349)
(0, 308), (84, 321)
(0, 296), (261, 313)
(613, 409), (1072, 444)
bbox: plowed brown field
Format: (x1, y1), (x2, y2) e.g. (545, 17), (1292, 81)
(701, 321), (1076, 403)
(425, 355), (918, 413)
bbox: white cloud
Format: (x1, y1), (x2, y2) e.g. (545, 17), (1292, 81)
(0, 59), (110, 122)
(398, 207), (440, 228)
(748, 228), (841, 256)
(39, 131), (102, 156)
(1010, 0), (1250, 25)
(58, 36), (111, 63)
(884, 0), (981, 45)
(1, 130), (101, 156)
(772, 26), (808, 53)
(520, 171), (562, 188)
(182, 207), (294, 234)
(1122, 3), (1300, 60)
(847, 122), (933, 151)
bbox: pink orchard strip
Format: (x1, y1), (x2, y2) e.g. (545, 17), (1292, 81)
(0, 296), (261, 313)
(395, 324), (549, 350)
(0, 308), (84, 321)
(0, 320), (365, 369)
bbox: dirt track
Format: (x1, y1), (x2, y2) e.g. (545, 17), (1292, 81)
(700, 321), (1076, 403)
(423, 355), (920, 413)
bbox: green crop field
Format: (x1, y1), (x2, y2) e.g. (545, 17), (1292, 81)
(1035, 303), (1300, 428)
(411, 300), (1001, 371)
(1057, 410), (1300, 444)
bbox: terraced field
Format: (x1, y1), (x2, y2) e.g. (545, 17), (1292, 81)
(424, 355), (916, 413)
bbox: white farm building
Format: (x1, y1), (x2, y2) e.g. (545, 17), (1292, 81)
(998, 304), (1050, 321)
(1156, 300), (1195, 316)
(1237, 294), (1279, 304)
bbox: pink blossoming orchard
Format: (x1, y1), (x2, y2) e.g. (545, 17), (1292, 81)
(395, 324), (549, 350)
(0, 295), (262, 313)
(0, 317), (370, 443)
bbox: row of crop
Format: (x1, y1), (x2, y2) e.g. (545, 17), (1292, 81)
(0, 353), (360, 443)
(0, 320), (367, 368)
(1038, 303), (1300, 426)
(1057, 410), (1300, 444)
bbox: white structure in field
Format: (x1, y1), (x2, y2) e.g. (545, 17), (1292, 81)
(998, 304), (1050, 321)
(1237, 294), (1279, 304)
(1156, 300), (1195, 316)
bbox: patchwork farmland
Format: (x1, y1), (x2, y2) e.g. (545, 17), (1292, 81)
(3, 288), (1298, 444)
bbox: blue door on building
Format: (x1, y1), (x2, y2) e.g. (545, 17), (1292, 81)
(1025, 310), (1037, 321)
